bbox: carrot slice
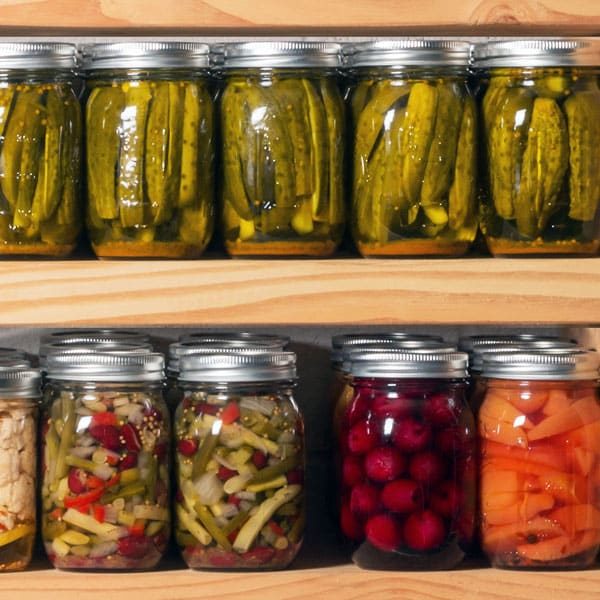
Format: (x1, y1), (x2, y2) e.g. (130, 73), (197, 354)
(484, 492), (554, 526)
(516, 529), (600, 562)
(542, 389), (572, 416)
(482, 439), (568, 472)
(482, 491), (521, 511)
(482, 517), (565, 553)
(573, 447), (596, 477)
(480, 393), (534, 428)
(566, 420), (600, 453)
(504, 389), (549, 415)
(484, 457), (552, 478)
(479, 415), (528, 448)
(539, 471), (590, 505)
(549, 504), (600, 534)
(528, 397), (600, 442)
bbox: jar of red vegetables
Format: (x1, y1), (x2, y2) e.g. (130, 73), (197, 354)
(40, 350), (170, 570)
(174, 350), (304, 569)
(338, 350), (475, 569)
(479, 349), (600, 569)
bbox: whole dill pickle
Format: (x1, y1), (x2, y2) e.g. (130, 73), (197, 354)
(86, 86), (125, 221)
(564, 91), (600, 222)
(191, 82), (214, 214)
(166, 82), (185, 210)
(117, 81), (152, 228)
(351, 79), (374, 125)
(420, 82), (463, 227)
(0, 85), (15, 138)
(448, 96), (477, 232)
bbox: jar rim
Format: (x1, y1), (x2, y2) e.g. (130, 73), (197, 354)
(0, 42), (77, 69)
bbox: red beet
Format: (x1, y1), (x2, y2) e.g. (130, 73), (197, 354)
(286, 468), (304, 485)
(350, 482), (380, 515)
(252, 450), (268, 469)
(121, 423), (142, 452)
(430, 480), (462, 518)
(365, 514), (403, 552)
(340, 502), (365, 541)
(392, 417), (432, 453)
(409, 451), (445, 486)
(89, 424), (121, 451)
(177, 438), (198, 457)
(117, 535), (152, 559)
(364, 447), (405, 482)
(403, 510), (446, 551)
(217, 466), (237, 481)
(342, 455), (365, 488)
(67, 468), (87, 494)
(381, 479), (424, 513)
(423, 393), (459, 427)
(371, 393), (412, 419)
(347, 420), (379, 455)
(119, 452), (138, 470)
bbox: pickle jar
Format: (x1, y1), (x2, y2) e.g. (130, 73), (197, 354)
(347, 40), (477, 257)
(479, 349), (600, 569)
(174, 350), (305, 569)
(41, 350), (170, 570)
(0, 43), (82, 257)
(473, 39), (600, 256)
(0, 366), (40, 571)
(82, 42), (215, 258)
(338, 350), (475, 570)
(218, 42), (345, 257)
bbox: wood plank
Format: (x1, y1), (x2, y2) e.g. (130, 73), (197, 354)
(1, 258), (599, 326)
(1, 561), (599, 600)
(0, 0), (597, 32)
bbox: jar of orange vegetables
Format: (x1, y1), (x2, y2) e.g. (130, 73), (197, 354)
(479, 349), (600, 569)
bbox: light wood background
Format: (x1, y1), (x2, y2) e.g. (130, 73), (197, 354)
(0, 0), (597, 32)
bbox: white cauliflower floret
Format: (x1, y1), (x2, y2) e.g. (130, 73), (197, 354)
(10, 475), (34, 522)
(0, 415), (14, 450)
(0, 448), (19, 487)
(20, 443), (36, 478)
(0, 508), (15, 531)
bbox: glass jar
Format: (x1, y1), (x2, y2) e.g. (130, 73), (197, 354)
(40, 329), (151, 347)
(479, 350), (600, 569)
(0, 366), (40, 571)
(174, 351), (304, 569)
(473, 39), (600, 256)
(0, 43), (82, 257)
(40, 350), (170, 570)
(218, 42), (345, 257)
(338, 350), (475, 570)
(347, 40), (477, 257)
(82, 42), (215, 258)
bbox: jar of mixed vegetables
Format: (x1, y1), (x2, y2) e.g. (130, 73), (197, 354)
(0, 366), (40, 571)
(40, 350), (170, 570)
(174, 350), (304, 569)
(218, 42), (345, 257)
(479, 349), (600, 569)
(0, 43), (82, 257)
(82, 42), (215, 258)
(338, 350), (475, 569)
(347, 40), (477, 257)
(473, 39), (600, 256)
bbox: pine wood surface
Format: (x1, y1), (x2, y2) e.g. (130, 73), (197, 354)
(0, 0), (597, 32)
(2, 258), (599, 326)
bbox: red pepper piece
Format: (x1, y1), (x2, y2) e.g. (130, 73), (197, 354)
(177, 439), (198, 457)
(121, 423), (142, 452)
(286, 468), (304, 485)
(226, 530), (239, 544)
(89, 424), (121, 451)
(268, 520), (285, 536)
(117, 535), (151, 559)
(252, 451), (268, 469)
(129, 519), (146, 537)
(195, 402), (218, 416)
(67, 468), (87, 494)
(86, 475), (105, 490)
(49, 508), (64, 521)
(119, 452), (138, 471)
(91, 412), (118, 428)
(241, 546), (276, 565)
(217, 466), (237, 481)
(64, 486), (105, 509)
(220, 402), (240, 425)
(144, 407), (163, 423)
(227, 494), (241, 507)
(92, 504), (105, 524)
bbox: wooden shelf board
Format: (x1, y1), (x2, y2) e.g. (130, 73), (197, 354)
(2, 257), (599, 327)
(0, 0), (598, 33)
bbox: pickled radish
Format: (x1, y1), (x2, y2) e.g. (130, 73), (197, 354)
(516, 529), (600, 562)
(528, 397), (600, 442)
(479, 415), (528, 448)
(549, 504), (600, 534)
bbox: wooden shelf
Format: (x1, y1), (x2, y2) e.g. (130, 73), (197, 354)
(1, 257), (599, 327)
(0, 0), (598, 34)
(2, 560), (599, 600)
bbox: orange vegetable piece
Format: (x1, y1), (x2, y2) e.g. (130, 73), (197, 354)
(504, 389), (549, 415)
(480, 392), (534, 428)
(573, 447), (596, 476)
(528, 397), (600, 442)
(483, 491), (521, 511)
(479, 414), (528, 448)
(482, 440), (568, 472)
(516, 529), (600, 562)
(484, 457), (551, 478)
(539, 471), (590, 505)
(482, 517), (565, 553)
(542, 389), (572, 416)
(567, 420), (600, 454)
(484, 492), (554, 526)
(550, 504), (600, 534)
(481, 468), (522, 493)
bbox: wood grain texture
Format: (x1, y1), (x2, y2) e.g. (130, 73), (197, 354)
(1, 562), (599, 600)
(1, 258), (599, 326)
(0, 0), (597, 32)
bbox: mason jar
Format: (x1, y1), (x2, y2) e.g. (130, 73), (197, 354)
(218, 42), (345, 257)
(347, 40), (477, 257)
(40, 350), (170, 570)
(338, 350), (475, 570)
(82, 42), (215, 258)
(174, 350), (305, 569)
(0, 42), (82, 257)
(0, 366), (40, 571)
(473, 38), (600, 256)
(479, 349), (600, 569)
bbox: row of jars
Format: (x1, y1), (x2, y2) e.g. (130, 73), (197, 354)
(0, 38), (599, 259)
(1, 329), (599, 572)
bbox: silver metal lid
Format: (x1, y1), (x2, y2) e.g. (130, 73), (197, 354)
(168, 342), (276, 375)
(472, 38), (600, 68)
(458, 334), (576, 355)
(348, 39), (471, 67)
(220, 41), (342, 68)
(482, 349), (600, 380)
(0, 366), (41, 399)
(349, 350), (468, 379)
(0, 347), (28, 360)
(46, 351), (165, 382)
(82, 41), (210, 70)
(179, 332), (289, 349)
(0, 42), (77, 70)
(179, 350), (297, 383)
(41, 329), (151, 345)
